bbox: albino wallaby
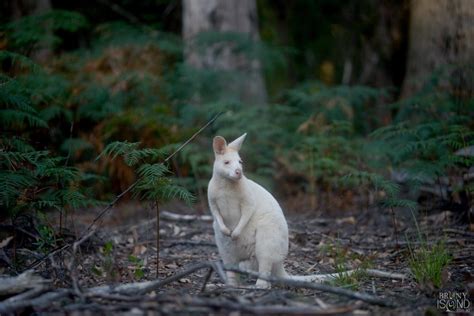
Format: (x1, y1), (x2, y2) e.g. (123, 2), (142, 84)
(208, 133), (406, 288)
(208, 133), (343, 288)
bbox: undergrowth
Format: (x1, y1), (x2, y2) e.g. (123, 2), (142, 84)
(322, 242), (372, 290)
(408, 241), (451, 290)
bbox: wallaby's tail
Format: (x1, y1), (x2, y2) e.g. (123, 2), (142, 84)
(280, 268), (406, 283)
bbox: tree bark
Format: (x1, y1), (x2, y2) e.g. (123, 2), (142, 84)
(401, 0), (474, 97)
(182, 0), (267, 105)
(8, 0), (53, 63)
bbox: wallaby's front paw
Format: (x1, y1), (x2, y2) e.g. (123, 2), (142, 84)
(254, 279), (271, 289)
(231, 230), (241, 240)
(220, 226), (231, 236)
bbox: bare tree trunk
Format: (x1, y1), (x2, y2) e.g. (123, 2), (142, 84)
(401, 0), (474, 97)
(8, 0), (52, 63)
(182, 0), (267, 105)
(9, 0), (49, 19)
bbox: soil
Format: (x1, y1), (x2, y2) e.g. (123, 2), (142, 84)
(1, 201), (473, 315)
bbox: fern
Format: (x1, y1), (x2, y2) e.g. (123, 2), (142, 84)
(4, 10), (88, 52)
(370, 66), (474, 211)
(0, 109), (48, 128)
(343, 171), (401, 197)
(136, 163), (169, 182)
(0, 52), (101, 216)
(98, 142), (173, 167)
(125, 148), (170, 167)
(0, 171), (36, 208)
(98, 141), (194, 205)
(380, 198), (418, 211)
(97, 141), (141, 162)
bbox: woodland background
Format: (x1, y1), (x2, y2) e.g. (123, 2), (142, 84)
(0, 0), (473, 314)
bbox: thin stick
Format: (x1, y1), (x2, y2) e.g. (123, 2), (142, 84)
(200, 267), (213, 292)
(390, 207), (399, 248)
(24, 113), (222, 271)
(83, 112), (221, 237)
(155, 200), (160, 278)
(136, 262), (221, 295)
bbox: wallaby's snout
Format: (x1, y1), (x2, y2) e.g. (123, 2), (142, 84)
(234, 168), (242, 179)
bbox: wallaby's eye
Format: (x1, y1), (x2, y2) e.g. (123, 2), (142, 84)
(224, 160), (230, 165)
(239, 160), (243, 164)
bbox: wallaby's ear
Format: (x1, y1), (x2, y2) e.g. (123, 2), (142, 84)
(213, 136), (227, 155)
(228, 133), (247, 151)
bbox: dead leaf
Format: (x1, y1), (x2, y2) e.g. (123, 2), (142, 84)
(179, 278), (191, 283)
(456, 239), (466, 246)
(336, 216), (356, 225)
(133, 244), (147, 256)
(0, 236), (13, 249)
(165, 263), (178, 269)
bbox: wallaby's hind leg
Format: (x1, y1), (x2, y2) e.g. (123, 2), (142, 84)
(219, 254), (240, 286)
(273, 261), (289, 279)
(225, 271), (239, 286)
(214, 224), (240, 286)
(254, 225), (288, 289)
(255, 258), (272, 288)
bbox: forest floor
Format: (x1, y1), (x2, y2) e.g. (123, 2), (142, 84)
(1, 201), (473, 315)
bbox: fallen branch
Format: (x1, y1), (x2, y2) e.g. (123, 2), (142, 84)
(443, 228), (474, 237)
(0, 270), (50, 296)
(364, 269), (407, 280)
(0, 261), (400, 314)
(85, 261), (398, 307)
(163, 240), (216, 247)
(167, 295), (363, 315)
(293, 268), (407, 282)
(86, 261), (226, 296)
(0, 289), (71, 314)
(225, 267), (398, 307)
(0, 287), (47, 304)
(161, 210), (213, 222)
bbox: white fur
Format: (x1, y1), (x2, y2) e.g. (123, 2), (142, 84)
(208, 133), (328, 288)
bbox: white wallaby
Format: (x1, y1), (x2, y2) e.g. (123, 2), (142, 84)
(208, 133), (406, 288)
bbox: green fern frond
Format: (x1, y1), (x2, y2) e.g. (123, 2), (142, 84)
(380, 198), (418, 211)
(157, 184), (195, 205)
(0, 171), (36, 207)
(60, 138), (93, 154)
(0, 150), (49, 168)
(135, 181), (195, 205)
(136, 163), (169, 184)
(6, 10), (88, 51)
(369, 121), (411, 140)
(39, 105), (73, 122)
(0, 109), (48, 128)
(124, 148), (170, 166)
(31, 199), (62, 211)
(0, 51), (40, 72)
(0, 137), (35, 152)
(343, 171), (400, 197)
(97, 141), (141, 161)
(35, 164), (80, 183)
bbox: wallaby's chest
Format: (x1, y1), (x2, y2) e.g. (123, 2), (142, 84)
(215, 191), (243, 229)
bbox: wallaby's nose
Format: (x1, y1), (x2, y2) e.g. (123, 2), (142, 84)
(235, 169), (242, 178)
